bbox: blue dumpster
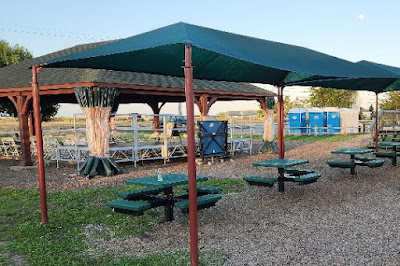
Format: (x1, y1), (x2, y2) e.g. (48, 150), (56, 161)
(289, 108), (306, 134)
(308, 108), (324, 135)
(327, 111), (340, 134)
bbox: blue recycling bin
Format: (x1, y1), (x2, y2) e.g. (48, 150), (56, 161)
(308, 109), (324, 135)
(198, 121), (228, 158)
(289, 108), (306, 134)
(327, 112), (340, 134)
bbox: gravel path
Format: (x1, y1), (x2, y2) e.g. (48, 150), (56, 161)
(0, 140), (302, 191)
(83, 134), (400, 265)
(5, 135), (400, 265)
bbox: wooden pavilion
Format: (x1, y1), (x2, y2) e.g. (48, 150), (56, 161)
(0, 41), (275, 166)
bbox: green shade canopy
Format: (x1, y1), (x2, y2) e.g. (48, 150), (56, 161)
(40, 22), (398, 86)
(291, 60), (400, 93)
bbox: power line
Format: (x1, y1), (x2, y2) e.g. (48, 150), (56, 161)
(0, 24), (114, 42)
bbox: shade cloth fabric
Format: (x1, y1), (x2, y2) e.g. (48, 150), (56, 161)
(291, 60), (400, 93)
(41, 22), (399, 87)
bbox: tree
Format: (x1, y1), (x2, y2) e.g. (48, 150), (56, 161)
(272, 96), (309, 117)
(0, 98), (59, 121)
(369, 104), (375, 119)
(0, 40), (33, 67)
(380, 91), (400, 110)
(0, 40), (59, 120)
(309, 87), (357, 108)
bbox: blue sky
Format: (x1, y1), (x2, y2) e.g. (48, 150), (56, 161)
(1, 0), (399, 116)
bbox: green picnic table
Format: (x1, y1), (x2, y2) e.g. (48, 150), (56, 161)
(252, 159), (309, 192)
(377, 142), (400, 166)
(125, 173), (208, 221)
(330, 148), (373, 174)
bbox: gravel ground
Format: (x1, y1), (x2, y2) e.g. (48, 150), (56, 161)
(4, 135), (400, 265)
(0, 140), (302, 191)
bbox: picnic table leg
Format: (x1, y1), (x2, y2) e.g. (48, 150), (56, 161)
(393, 146), (397, 166)
(278, 168), (284, 192)
(164, 187), (174, 221)
(350, 154), (356, 175)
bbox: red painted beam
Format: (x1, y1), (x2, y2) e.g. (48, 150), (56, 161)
(277, 86), (285, 159)
(184, 45), (199, 266)
(375, 93), (379, 152)
(32, 66), (48, 225)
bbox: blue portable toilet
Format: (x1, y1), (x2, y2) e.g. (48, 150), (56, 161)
(326, 110), (340, 134)
(308, 108), (324, 135)
(288, 108), (306, 134)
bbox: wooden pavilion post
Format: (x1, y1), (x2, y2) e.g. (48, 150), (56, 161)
(32, 66), (48, 225)
(375, 93), (379, 152)
(259, 98), (273, 142)
(148, 101), (166, 133)
(277, 86), (285, 159)
(8, 94), (33, 165)
(28, 111), (35, 136)
(184, 44), (199, 266)
(195, 95), (217, 121)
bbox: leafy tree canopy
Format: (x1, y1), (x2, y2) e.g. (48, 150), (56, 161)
(380, 91), (400, 110)
(0, 40), (33, 67)
(309, 87), (357, 108)
(0, 40), (59, 120)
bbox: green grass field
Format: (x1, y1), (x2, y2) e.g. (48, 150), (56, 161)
(0, 179), (244, 265)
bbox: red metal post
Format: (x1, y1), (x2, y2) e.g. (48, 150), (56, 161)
(277, 86), (285, 159)
(375, 93), (379, 152)
(32, 66), (48, 225)
(184, 44), (199, 266)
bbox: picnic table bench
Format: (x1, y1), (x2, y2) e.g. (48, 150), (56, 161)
(376, 142), (400, 166)
(328, 148), (384, 174)
(244, 159), (321, 192)
(175, 194), (222, 213)
(107, 173), (222, 221)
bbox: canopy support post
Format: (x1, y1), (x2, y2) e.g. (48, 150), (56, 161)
(184, 44), (199, 266)
(32, 66), (48, 225)
(277, 86), (285, 159)
(375, 93), (379, 152)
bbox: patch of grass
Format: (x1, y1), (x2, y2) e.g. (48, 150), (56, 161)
(233, 134), (263, 140)
(0, 186), (162, 265)
(284, 133), (363, 142)
(0, 178), (241, 265)
(174, 178), (246, 196)
(200, 179), (246, 194)
(0, 252), (14, 265)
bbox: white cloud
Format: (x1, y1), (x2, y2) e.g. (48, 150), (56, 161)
(358, 13), (365, 21)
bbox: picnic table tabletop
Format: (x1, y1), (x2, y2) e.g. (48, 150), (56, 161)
(252, 158), (309, 168)
(125, 173), (208, 188)
(331, 148), (372, 155)
(378, 142), (400, 147)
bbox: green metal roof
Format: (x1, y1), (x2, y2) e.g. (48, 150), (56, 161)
(0, 41), (273, 97)
(41, 22), (399, 86)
